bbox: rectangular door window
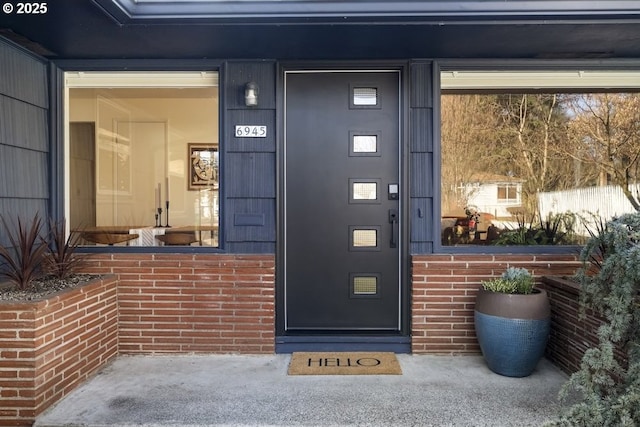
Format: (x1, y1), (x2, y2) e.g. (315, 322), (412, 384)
(353, 135), (377, 153)
(353, 87), (378, 106)
(353, 182), (377, 200)
(352, 228), (378, 248)
(352, 275), (379, 297)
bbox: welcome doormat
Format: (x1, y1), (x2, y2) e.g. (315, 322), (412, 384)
(288, 352), (402, 375)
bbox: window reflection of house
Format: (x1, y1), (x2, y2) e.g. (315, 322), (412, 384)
(461, 173), (523, 219)
(497, 183), (519, 204)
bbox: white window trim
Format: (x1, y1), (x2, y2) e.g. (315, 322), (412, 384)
(65, 71), (218, 88)
(441, 70), (640, 91)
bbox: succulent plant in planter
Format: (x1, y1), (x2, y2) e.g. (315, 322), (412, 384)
(475, 267), (550, 377)
(482, 266), (535, 294)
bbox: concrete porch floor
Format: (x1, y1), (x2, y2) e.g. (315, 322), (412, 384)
(35, 354), (573, 427)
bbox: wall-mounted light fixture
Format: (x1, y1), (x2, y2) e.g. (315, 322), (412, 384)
(244, 82), (259, 107)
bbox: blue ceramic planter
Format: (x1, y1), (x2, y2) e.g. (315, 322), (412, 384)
(474, 288), (551, 377)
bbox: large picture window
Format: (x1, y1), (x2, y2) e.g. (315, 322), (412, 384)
(66, 72), (219, 247)
(440, 70), (640, 247)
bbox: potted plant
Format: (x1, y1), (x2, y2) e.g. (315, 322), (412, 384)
(474, 267), (550, 377)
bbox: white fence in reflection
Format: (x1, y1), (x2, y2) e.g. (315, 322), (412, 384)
(538, 184), (640, 236)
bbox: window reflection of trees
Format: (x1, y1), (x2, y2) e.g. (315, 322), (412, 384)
(441, 92), (640, 244)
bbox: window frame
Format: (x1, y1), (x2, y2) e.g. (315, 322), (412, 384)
(496, 184), (520, 205)
(434, 60), (640, 254)
(59, 65), (224, 253)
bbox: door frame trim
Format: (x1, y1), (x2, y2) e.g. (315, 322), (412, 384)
(276, 64), (410, 340)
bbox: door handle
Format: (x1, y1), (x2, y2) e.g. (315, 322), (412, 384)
(388, 209), (398, 248)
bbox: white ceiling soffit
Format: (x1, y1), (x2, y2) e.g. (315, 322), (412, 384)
(94, 0), (640, 23)
(65, 71), (218, 88)
(441, 71), (640, 90)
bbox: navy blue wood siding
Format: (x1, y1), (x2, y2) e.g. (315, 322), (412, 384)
(409, 61), (435, 254)
(223, 61), (277, 253)
(0, 39), (50, 245)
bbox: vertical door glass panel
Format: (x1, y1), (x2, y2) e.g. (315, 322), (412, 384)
(353, 87), (378, 106)
(353, 135), (377, 153)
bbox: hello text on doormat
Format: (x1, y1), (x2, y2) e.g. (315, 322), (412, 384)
(287, 352), (402, 375)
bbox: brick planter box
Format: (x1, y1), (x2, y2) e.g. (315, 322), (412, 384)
(82, 254), (276, 354)
(0, 276), (118, 427)
(540, 276), (590, 374)
(411, 254), (580, 354)
(541, 275), (628, 375)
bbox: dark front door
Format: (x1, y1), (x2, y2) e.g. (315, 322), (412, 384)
(284, 71), (401, 332)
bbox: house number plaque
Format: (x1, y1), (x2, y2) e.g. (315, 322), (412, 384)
(235, 125), (267, 138)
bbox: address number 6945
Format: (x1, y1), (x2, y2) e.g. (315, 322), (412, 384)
(235, 125), (267, 138)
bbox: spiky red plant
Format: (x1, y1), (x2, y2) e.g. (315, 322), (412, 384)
(43, 218), (85, 280)
(0, 214), (48, 290)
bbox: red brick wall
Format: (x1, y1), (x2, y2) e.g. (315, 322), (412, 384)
(540, 276), (628, 375)
(82, 254), (275, 354)
(0, 276), (118, 427)
(3, 251), (597, 427)
(539, 276), (591, 374)
(411, 254), (580, 354)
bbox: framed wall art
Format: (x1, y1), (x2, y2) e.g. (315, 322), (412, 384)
(188, 143), (219, 190)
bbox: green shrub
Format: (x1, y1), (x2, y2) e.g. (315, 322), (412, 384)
(547, 213), (640, 426)
(492, 211), (579, 246)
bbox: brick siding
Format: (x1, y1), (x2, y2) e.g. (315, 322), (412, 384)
(0, 276), (118, 427)
(0, 254), (274, 426)
(82, 254), (275, 354)
(411, 254), (581, 354)
(2, 252), (597, 426)
(540, 276), (628, 375)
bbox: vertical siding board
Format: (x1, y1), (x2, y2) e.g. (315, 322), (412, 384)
(224, 62), (276, 110)
(223, 61), (277, 253)
(0, 199), (49, 246)
(0, 88), (49, 151)
(0, 41), (48, 108)
(410, 62), (433, 109)
(410, 242), (433, 253)
(226, 242), (276, 252)
(409, 61), (435, 253)
(225, 199), (276, 242)
(225, 152), (276, 198)
(226, 110), (276, 153)
(410, 108), (433, 153)
(0, 38), (50, 229)
(0, 146), (48, 198)
(410, 152), (434, 198)
(410, 197), (434, 242)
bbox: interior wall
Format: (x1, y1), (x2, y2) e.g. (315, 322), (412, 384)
(68, 88), (218, 227)
(69, 122), (96, 229)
